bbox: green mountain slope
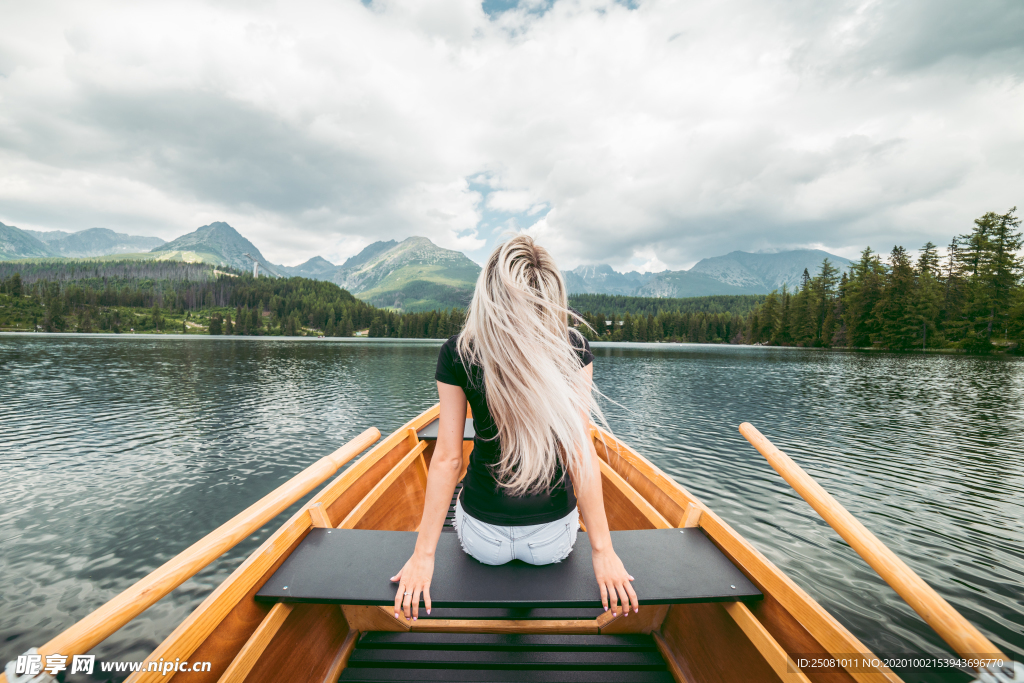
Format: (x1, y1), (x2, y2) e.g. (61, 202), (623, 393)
(332, 237), (481, 312)
(0, 223), (57, 259)
(155, 222), (282, 275)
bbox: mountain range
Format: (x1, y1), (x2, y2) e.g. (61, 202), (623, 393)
(1, 223), (166, 259)
(1, 220), (851, 309)
(565, 249), (851, 297)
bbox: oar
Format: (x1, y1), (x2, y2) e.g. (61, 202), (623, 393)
(1, 427), (380, 683)
(739, 423), (1014, 678)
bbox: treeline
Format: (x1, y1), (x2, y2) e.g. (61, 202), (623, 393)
(745, 208), (1023, 352)
(568, 293), (765, 317)
(366, 308), (468, 339)
(0, 259), (218, 284)
(0, 263), (381, 335)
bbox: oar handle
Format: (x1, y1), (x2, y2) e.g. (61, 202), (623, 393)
(0, 427), (380, 683)
(739, 422), (1005, 666)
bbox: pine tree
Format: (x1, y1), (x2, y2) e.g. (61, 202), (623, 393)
(209, 313), (223, 335)
(843, 248), (886, 346)
(875, 246), (917, 349)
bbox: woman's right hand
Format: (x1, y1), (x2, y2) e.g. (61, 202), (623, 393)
(391, 550), (435, 621)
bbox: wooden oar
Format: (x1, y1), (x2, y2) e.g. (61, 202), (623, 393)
(0, 427), (380, 683)
(739, 422), (1006, 670)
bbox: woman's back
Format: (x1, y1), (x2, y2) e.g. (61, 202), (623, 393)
(435, 332), (594, 526)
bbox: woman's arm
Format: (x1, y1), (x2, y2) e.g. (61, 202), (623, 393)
(391, 381), (467, 621)
(571, 363), (640, 617)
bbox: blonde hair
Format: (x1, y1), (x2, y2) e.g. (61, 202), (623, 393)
(457, 235), (605, 496)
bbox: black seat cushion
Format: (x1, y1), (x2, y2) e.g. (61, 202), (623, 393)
(255, 528), (761, 607)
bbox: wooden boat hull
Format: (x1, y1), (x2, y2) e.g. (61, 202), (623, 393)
(122, 404), (901, 683)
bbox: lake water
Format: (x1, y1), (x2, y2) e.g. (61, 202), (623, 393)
(1, 335), (1022, 682)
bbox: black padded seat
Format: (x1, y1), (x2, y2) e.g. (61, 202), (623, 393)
(256, 528), (761, 608)
(416, 418), (475, 441)
(340, 632), (675, 682)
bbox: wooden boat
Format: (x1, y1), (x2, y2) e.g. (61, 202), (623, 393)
(4, 404), (1011, 683)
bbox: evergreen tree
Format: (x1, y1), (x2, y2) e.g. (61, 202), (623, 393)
(843, 248), (886, 346)
(917, 242), (940, 275)
(875, 246), (917, 349)
(209, 314), (223, 335)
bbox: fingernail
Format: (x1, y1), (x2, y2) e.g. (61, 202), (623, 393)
(634, 608), (639, 613)
(427, 609), (431, 615)
(413, 617), (417, 621)
(629, 575), (634, 580)
(394, 612), (399, 618)
(612, 612), (617, 616)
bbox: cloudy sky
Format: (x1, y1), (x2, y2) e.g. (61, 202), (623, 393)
(1, 0), (1022, 270)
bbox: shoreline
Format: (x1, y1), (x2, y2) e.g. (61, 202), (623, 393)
(2, 330), (1020, 357)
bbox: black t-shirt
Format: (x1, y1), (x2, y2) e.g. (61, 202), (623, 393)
(435, 332), (595, 526)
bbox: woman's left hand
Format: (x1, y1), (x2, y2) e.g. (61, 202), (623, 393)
(591, 547), (638, 617)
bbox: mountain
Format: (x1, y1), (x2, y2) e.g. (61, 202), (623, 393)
(154, 222), (282, 275)
(563, 265), (656, 295)
(28, 228), (165, 258)
(332, 237), (481, 312)
(688, 249), (852, 293)
(0, 222), (57, 260)
(636, 271), (766, 297)
(279, 255), (341, 279)
(23, 229), (72, 244)
(565, 249), (852, 298)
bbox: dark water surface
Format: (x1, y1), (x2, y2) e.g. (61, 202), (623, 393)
(1, 336), (1021, 682)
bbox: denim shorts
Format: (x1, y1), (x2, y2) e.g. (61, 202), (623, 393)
(454, 498), (580, 566)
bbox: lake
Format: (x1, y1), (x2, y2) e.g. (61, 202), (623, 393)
(1, 335), (1022, 682)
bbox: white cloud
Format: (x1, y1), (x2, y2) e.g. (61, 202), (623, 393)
(0, 0), (1021, 269)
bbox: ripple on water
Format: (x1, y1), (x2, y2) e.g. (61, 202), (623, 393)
(0, 337), (1021, 682)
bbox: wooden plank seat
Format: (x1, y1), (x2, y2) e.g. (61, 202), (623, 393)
(339, 632), (674, 682)
(416, 417), (475, 441)
(255, 528), (761, 608)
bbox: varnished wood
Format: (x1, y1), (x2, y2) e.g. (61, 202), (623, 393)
(598, 458), (671, 530)
(592, 428), (691, 525)
(660, 602), (784, 683)
(682, 502), (703, 528)
(344, 440), (429, 531)
(243, 603), (349, 683)
(125, 512), (315, 682)
(653, 630), (696, 683)
(724, 602), (812, 682)
(340, 605), (409, 632)
(123, 412), (439, 682)
(20, 428), (379, 679)
(215, 603), (292, 683)
(321, 408), (440, 525)
(321, 628), (358, 683)
(308, 502), (332, 529)
(748, 593), (859, 683)
(740, 422), (1005, 666)
(592, 424), (899, 683)
(599, 604), (670, 635)
(410, 619), (600, 634)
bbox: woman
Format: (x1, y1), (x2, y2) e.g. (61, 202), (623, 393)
(390, 235), (638, 622)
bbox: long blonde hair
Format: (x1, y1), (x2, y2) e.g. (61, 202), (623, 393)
(458, 235), (605, 496)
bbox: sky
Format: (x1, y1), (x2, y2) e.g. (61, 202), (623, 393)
(0, 0), (1022, 271)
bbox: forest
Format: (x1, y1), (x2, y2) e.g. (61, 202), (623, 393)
(1, 208), (1020, 352)
(570, 208), (1023, 353)
(0, 262), (379, 336)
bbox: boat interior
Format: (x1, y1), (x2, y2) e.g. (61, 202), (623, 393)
(118, 404), (905, 683)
